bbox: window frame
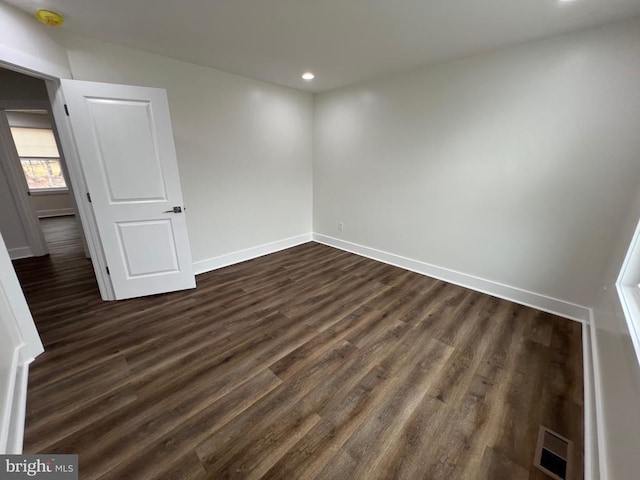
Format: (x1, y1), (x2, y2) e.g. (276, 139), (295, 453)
(28, 187), (69, 195)
(616, 215), (640, 366)
(9, 125), (68, 193)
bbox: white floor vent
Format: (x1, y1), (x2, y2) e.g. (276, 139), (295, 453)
(534, 426), (573, 480)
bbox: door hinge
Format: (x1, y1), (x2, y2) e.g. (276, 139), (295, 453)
(106, 266), (110, 275)
(64, 104), (70, 116)
(87, 192), (92, 203)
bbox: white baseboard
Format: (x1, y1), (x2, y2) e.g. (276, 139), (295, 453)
(8, 247), (33, 260)
(193, 233), (313, 275)
(313, 233), (591, 323)
(192, 232), (591, 322)
(37, 208), (74, 218)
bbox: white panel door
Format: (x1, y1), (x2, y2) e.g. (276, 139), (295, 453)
(60, 79), (195, 300)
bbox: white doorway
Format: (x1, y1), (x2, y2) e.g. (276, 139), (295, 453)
(0, 67), (91, 278)
(0, 62), (196, 301)
(0, 102), (90, 257)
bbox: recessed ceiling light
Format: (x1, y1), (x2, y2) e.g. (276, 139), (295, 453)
(302, 72), (315, 81)
(558, 0), (576, 3)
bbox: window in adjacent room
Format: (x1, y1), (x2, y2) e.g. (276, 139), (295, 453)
(9, 126), (67, 191)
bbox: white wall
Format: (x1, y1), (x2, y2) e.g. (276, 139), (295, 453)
(0, 1), (70, 79)
(314, 18), (640, 309)
(62, 33), (313, 264)
(27, 192), (73, 218)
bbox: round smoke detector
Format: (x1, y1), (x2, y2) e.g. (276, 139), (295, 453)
(36, 9), (64, 27)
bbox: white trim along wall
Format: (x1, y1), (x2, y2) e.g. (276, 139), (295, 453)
(192, 235), (590, 322)
(193, 233), (313, 275)
(314, 234), (591, 322)
(0, 230), (44, 454)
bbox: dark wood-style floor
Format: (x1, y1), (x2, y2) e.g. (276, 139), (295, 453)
(13, 216), (584, 480)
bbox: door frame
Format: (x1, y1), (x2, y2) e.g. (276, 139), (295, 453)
(0, 60), (115, 300)
(46, 80), (114, 300)
(0, 108), (48, 258)
(0, 100), (91, 259)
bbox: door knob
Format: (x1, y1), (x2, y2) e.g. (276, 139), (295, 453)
(164, 206), (182, 213)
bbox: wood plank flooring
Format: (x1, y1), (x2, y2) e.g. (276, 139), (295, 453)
(13, 216), (584, 479)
